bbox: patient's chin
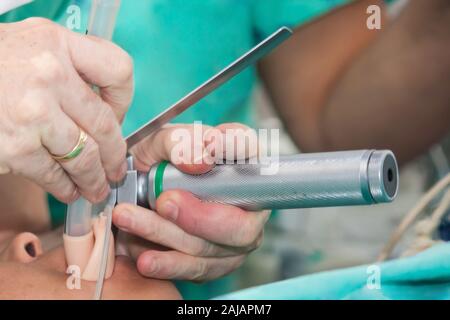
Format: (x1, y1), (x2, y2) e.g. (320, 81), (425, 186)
(34, 250), (181, 300)
(31, 242), (181, 300)
(102, 255), (182, 300)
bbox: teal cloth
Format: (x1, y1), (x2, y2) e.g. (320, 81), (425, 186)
(115, 0), (350, 136)
(216, 243), (450, 300)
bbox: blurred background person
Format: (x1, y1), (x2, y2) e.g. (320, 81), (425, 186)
(242, 0), (450, 288)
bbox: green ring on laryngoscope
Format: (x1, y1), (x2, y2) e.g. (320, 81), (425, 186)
(154, 160), (169, 199)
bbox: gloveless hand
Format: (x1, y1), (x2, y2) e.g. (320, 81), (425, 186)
(0, 18), (134, 203)
(113, 123), (270, 281)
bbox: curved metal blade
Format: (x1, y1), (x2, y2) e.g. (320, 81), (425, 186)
(125, 27), (293, 149)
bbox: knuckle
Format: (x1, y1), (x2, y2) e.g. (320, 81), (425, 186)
(180, 231), (196, 254)
(115, 51), (134, 82)
(192, 260), (209, 282)
(197, 241), (215, 257)
(14, 100), (50, 125)
(88, 175), (107, 194)
(22, 17), (53, 27)
(72, 141), (100, 173)
(18, 19), (63, 52)
(24, 19), (63, 50)
(58, 184), (78, 203)
(4, 136), (41, 159)
(36, 20), (61, 39)
(179, 230), (216, 258)
(32, 55), (66, 85)
(142, 221), (160, 242)
(41, 161), (64, 186)
(79, 88), (99, 107)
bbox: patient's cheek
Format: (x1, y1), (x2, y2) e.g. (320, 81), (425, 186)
(63, 214), (115, 281)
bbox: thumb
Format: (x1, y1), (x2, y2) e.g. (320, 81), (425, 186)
(130, 124), (216, 174)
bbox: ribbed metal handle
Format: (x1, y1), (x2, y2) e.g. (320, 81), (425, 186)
(137, 150), (398, 211)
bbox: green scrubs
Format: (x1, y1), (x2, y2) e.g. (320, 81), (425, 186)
(1, 0), (349, 299)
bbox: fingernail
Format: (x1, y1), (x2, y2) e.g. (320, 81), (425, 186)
(143, 256), (159, 276)
(116, 210), (132, 229)
(160, 200), (179, 221)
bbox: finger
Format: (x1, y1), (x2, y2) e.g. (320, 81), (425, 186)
(156, 190), (270, 247)
(59, 68), (128, 182)
(214, 123), (258, 161)
(5, 88), (78, 202)
(59, 138), (111, 203)
(137, 250), (246, 281)
(113, 204), (240, 257)
(130, 124), (215, 174)
(64, 29), (134, 121)
(12, 146), (78, 203)
(121, 233), (169, 260)
(40, 109), (110, 203)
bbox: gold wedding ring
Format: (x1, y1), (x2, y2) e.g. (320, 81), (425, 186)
(51, 129), (88, 162)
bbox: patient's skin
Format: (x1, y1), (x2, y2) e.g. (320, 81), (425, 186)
(0, 231), (181, 300)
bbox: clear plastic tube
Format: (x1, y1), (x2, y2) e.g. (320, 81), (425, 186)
(64, 0), (121, 237)
(65, 198), (93, 236)
(87, 0), (121, 40)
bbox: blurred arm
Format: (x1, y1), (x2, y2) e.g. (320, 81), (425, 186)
(259, 0), (450, 164)
(0, 175), (49, 232)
